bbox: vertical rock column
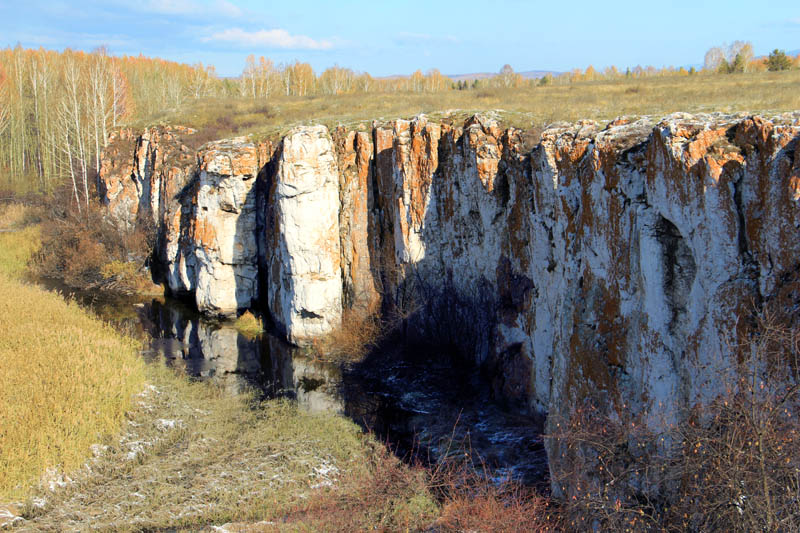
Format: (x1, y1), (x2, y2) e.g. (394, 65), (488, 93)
(334, 127), (381, 314)
(267, 126), (343, 344)
(192, 138), (260, 316)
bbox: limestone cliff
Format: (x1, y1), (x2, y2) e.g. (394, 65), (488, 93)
(265, 126), (343, 344)
(99, 111), (800, 491)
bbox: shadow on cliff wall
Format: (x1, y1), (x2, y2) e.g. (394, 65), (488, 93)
(150, 173), (198, 300)
(234, 167), (261, 313)
(360, 128), (536, 414)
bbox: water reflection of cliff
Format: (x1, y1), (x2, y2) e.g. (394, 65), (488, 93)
(136, 298), (343, 411)
(34, 280), (548, 486)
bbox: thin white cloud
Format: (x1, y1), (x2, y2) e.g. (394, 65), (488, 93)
(10, 29), (136, 49)
(204, 28), (334, 50)
(144, 0), (195, 14)
(395, 32), (460, 45)
(142, 0), (242, 18)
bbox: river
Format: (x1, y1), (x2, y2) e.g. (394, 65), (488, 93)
(36, 278), (549, 489)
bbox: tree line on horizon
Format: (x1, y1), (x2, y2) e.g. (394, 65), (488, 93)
(1, 43), (798, 199)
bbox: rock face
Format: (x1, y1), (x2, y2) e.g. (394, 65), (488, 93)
(100, 131), (263, 317)
(98, 126), (196, 232)
(190, 138), (261, 315)
(100, 112), (800, 493)
(333, 127), (381, 314)
(98, 125), (197, 303)
(265, 126), (343, 343)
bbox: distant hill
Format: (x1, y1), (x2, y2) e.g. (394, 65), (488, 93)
(447, 70), (560, 82)
(376, 70), (561, 82)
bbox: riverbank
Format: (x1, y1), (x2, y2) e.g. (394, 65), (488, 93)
(0, 205), (146, 503)
(0, 204), (426, 530)
(0, 203), (560, 531)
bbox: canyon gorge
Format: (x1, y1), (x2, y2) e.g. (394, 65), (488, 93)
(98, 112), (800, 492)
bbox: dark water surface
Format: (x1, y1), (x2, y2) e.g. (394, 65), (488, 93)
(36, 278), (548, 487)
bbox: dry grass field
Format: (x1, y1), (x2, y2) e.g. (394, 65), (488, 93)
(146, 70), (800, 142)
(0, 204), (146, 502)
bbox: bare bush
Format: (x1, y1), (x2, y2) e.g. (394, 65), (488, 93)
(36, 191), (157, 293)
(286, 442), (439, 531)
(548, 313), (800, 532)
(430, 454), (561, 532)
(668, 316), (800, 532)
(308, 307), (382, 364)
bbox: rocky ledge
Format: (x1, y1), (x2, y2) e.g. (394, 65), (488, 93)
(99, 111), (800, 491)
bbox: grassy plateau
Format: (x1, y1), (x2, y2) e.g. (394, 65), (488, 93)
(143, 70), (800, 144)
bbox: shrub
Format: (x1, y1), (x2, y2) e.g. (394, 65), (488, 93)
(288, 443), (439, 531)
(431, 458), (560, 532)
(35, 192), (156, 293)
(548, 313), (800, 532)
(234, 310), (263, 339)
(308, 308), (382, 364)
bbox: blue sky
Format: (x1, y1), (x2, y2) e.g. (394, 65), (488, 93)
(1, 0), (798, 77)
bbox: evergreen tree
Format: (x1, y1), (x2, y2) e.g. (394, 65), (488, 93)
(767, 49), (792, 71)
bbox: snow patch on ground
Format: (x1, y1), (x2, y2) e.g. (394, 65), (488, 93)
(0, 505), (24, 528)
(155, 418), (181, 431)
(310, 459), (340, 489)
(43, 467), (72, 492)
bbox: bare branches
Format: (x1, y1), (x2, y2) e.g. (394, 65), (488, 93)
(548, 314), (800, 532)
(0, 47), (208, 198)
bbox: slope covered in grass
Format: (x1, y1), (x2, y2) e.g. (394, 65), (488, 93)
(0, 204), (146, 501)
(0, 205), (444, 530)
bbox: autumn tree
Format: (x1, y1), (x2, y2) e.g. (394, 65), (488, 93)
(189, 61), (215, 98)
(0, 61), (8, 138)
(257, 57), (277, 99)
(0, 46), (211, 198)
(498, 64), (523, 88)
(355, 72), (373, 92)
(705, 41), (753, 72)
(424, 69), (448, 92)
(319, 64), (354, 95)
(730, 52), (747, 73)
(705, 46), (725, 70)
(110, 59), (133, 127)
(409, 69), (424, 92)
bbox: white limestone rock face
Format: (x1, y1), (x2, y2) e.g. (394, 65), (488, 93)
(100, 113), (800, 499)
(266, 125), (342, 344)
(191, 138), (260, 316)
